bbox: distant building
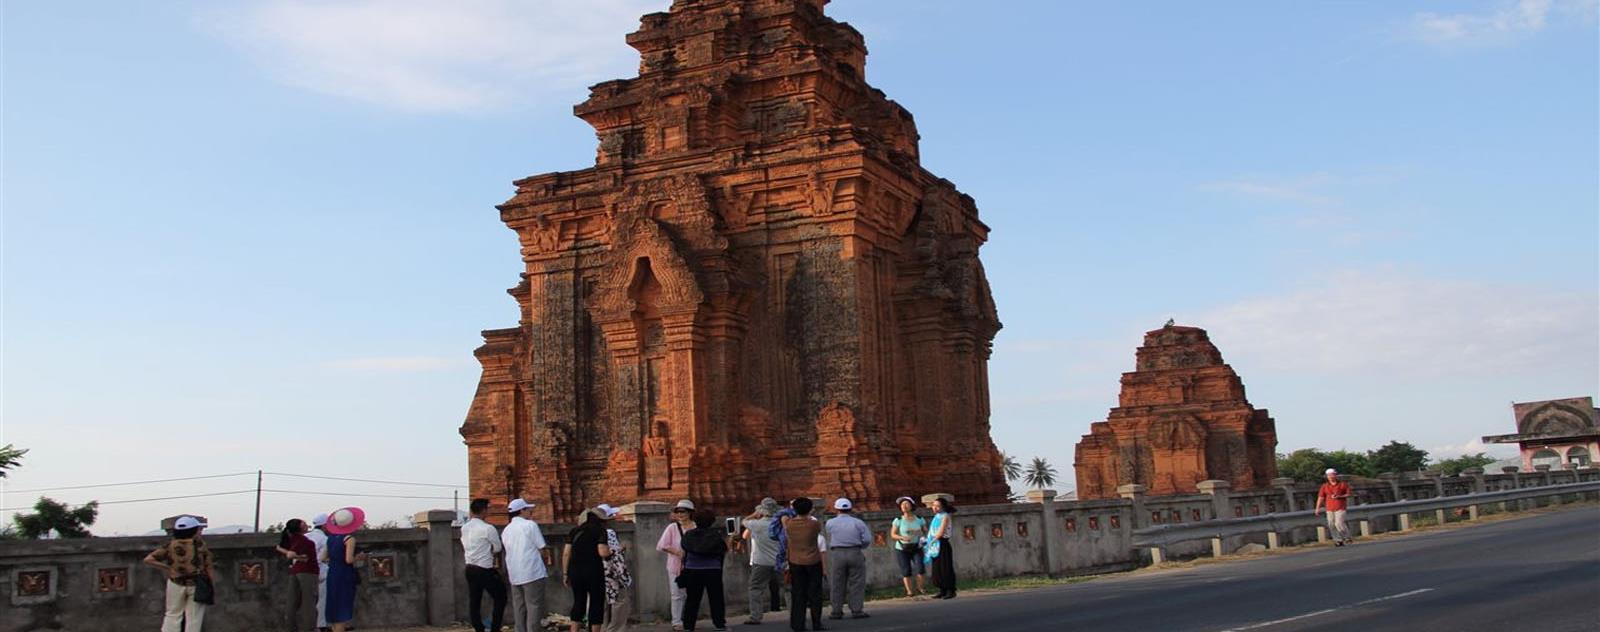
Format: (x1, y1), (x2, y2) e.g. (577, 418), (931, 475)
(1072, 324), (1278, 499)
(1481, 397), (1598, 470)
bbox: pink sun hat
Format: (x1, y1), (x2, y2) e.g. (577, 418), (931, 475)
(324, 506), (366, 535)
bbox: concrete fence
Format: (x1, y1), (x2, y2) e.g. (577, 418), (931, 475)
(5, 465), (1596, 631)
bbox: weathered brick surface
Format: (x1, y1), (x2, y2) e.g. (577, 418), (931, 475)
(1073, 325), (1279, 500)
(460, 0), (1008, 522)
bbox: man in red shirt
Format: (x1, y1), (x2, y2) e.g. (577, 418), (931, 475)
(1315, 468), (1353, 546)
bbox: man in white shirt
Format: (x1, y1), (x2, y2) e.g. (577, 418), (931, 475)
(462, 498), (507, 632)
(306, 512), (330, 631)
(501, 499), (548, 632)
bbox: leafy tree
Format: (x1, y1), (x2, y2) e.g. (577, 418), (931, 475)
(1434, 453), (1497, 476)
(1277, 448), (1376, 482)
(1368, 441), (1428, 474)
(1023, 457), (1058, 490)
(1000, 452), (1022, 483)
(1323, 450), (1376, 478)
(1276, 449), (1331, 483)
(13, 497), (99, 539)
(0, 444), (27, 477)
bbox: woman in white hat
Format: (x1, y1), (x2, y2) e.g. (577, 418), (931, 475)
(143, 515), (213, 632)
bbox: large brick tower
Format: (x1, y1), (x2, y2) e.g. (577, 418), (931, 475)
(460, 0), (1009, 521)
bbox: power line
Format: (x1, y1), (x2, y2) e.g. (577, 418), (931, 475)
(2, 472), (256, 493)
(261, 488), (457, 500)
(0, 490), (255, 512)
(0, 470), (469, 494)
(264, 472), (467, 488)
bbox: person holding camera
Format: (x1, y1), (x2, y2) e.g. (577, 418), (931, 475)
(741, 498), (783, 625)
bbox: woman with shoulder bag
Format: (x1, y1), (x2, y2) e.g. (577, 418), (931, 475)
(143, 515), (215, 632)
(890, 497), (928, 598)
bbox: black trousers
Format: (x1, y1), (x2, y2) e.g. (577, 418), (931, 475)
(931, 539), (956, 596)
(568, 571), (606, 626)
(464, 565), (507, 632)
(680, 568), (725, 630)
(788, 563), (824, 631)
(769, 565), (784, 611)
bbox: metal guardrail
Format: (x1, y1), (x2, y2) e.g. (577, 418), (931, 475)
(1132, 480), (1600, 552)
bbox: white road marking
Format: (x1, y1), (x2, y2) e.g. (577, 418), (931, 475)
(1224, 608), (1338, 630)
(1219, 588), (1436, 631)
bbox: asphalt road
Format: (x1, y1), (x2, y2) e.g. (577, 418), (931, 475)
(652, 506), (1600, 632)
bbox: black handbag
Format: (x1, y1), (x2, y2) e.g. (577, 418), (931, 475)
(193, 574), (216, 605)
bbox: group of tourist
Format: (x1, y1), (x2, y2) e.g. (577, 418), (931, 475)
(659, 494), (959, 632)
(459, 497), (634, 632)
(142, 507), (366, 632)
(140, 493), (959, 632)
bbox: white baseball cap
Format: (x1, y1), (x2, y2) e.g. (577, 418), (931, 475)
(674, 499), (695, 511)
(1325, 468), (1338, 475)
(833, 498), (853, 511)
(173, 516), (207, 530)
(508, 499), (533, 513)
(596, 503), (620, 519)
(311, 513), (329, 527)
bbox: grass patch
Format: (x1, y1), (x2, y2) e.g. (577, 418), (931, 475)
(864, 574), (1100, 602)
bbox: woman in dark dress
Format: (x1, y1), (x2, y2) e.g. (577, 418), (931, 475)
(321, 506), (366, 632)
(564, 507), (613, 632)
(925, 497), (958, 599)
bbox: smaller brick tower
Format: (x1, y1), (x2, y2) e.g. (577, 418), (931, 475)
(1073, 324), (1278, 499)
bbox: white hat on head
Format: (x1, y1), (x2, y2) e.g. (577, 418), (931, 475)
(674, 499), (695, 511)
(1325, 468), (1338, 475)
(173, 516), (207, 530)
(311, 513), (329, 527)
(596, 503), (620, 519)
(508, 499), (532, 514)
(833, 498), (853, 511)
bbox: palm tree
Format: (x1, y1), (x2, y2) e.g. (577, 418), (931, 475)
(0, 444), (26, 478)
(1000, 452), (1022, 483)
(1023, 457), (1058, 490)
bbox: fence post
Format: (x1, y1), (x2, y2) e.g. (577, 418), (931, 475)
(1196, 480), (1231, 521)
(1272, 477), (1299, 512)
(415, 509), (459, 626)
(620, 501), (672, 624)
(1378, 472), (1401, 503)
(1316, 526), (1329, 543)
(1424, 470), (1445, 497)
(1117, 484), (1148, 529)
(1398, 513), (1411, 531)
(1358, 519), (1372, 538)
(1026, 488), (1063, 575)
(1501, 467), (1519, 511)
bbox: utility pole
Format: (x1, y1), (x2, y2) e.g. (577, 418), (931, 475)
(453, 489), (460, 518)
(253, 469), (263, 533)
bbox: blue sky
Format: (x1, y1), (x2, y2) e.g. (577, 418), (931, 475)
(4, 0), (1596, 535)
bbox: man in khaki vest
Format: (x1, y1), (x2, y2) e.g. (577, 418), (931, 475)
(781, 498), (828, 632)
